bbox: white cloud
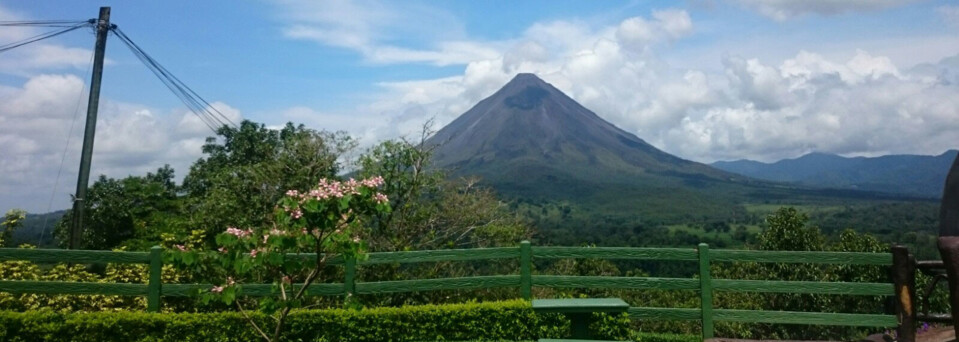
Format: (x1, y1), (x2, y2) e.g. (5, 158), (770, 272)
(290, 7), (959, 167)
(733, 0), (918, 20)
(0, 74), (242, 213)
(0, 5), (96, 76)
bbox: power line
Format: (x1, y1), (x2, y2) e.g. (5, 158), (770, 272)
(0, 21), (91, 54)
(110, 26), (237, 133)
(0, 19), (91, 27)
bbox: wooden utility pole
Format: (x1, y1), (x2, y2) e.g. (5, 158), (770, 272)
(70, 7), (111, 249)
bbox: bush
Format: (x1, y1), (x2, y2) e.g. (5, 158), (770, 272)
(0, 300), (630, 341)
(633, 332), (700, 342)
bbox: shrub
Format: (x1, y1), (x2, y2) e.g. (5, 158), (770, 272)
(0, 300), (631, 341)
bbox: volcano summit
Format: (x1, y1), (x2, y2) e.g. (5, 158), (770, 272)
(426, 73), (897, 224)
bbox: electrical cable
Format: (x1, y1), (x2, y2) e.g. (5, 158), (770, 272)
(0, 19), (91, 27)
(0, 22), (91, 54)
(110, 27), (236, 133)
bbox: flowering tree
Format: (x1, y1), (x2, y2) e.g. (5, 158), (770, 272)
(169, 176), (389, 342)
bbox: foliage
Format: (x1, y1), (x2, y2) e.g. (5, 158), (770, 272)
(354, 135), (531, 307)
(0, 300), (588, 342)
(53, 166), (182, 250)
(0, 247), (183, 312)
(1, 209), (27, 247)
(182, 121), (354, 248)
(711, 207), (890, 340)
(357, 133), (530, 252)
(168, 176), (390, 342)
(633, 332), (700, 342)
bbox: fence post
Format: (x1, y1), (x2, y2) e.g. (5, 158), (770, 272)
(892, 245), (916, 342)
(147, 245), (162, 312)
(698, 243), (714, 340)
(344, 255), (356, 298)
(520, 240), (532, 300)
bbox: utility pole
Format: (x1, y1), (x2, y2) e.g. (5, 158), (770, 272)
(70, 7), (111, 249)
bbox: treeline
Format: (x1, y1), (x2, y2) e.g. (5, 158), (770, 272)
(521, 198), (940, 259)
(19, 121), (531, 254)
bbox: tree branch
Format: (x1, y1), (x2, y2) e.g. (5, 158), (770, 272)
(236, 301), (272, 342)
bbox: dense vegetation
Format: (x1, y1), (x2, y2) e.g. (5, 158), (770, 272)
(0, 300), (610, 342)
(0, 119), (945, 341)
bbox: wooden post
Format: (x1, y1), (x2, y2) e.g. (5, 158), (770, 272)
(520, 240), (532, 300)
(698, 243), (714, 340)
(892, 245), (916, 342)
(344, 255), (356, 298)
(147, 245), (162, 312)
(70, 7), (111, 249)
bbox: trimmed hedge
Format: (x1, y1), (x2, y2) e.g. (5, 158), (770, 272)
(0, 300), (630, 341)
(633, 332), (700, 342)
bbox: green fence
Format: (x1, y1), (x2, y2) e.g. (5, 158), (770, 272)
(0, 242), (914, 341)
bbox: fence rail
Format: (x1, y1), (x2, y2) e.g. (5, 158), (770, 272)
(0, 242), (915, 341)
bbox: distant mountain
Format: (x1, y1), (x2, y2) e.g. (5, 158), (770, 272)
(426, 74), (909, 224)
(712, 150), (958, 198)
(10, 210), (64, 247)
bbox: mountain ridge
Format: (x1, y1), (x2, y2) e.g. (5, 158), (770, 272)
(711, 150), (958, 198)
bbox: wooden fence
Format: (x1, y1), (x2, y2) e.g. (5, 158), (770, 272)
(0, 242), (917, 341)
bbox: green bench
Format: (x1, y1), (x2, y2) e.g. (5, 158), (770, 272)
(532, 298), (629, 340)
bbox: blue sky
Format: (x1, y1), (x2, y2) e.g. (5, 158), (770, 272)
(1, 0), (958, 213)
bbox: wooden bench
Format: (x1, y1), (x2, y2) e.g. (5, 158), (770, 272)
(532, 298), (629, 340)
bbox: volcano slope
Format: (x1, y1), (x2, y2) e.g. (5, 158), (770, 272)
(427, 73), (920, 226)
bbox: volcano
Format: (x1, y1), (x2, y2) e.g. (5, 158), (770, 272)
(426, 73), (901, 224)
(430, 73), (729, 179)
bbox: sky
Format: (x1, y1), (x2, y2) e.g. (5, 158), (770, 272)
(1, 0), (958, 214)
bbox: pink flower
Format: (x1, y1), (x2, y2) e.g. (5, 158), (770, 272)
(374, 193), (389, 204)
(291, 209), (302, 219)
(174, 244), (187, 251)
(211, 286), (224, 293)
(218, 247), (228, 253)
(285, 189), (300, 197)
(249, 249), (258, 258)
(227, 277), (236, 286)
(360, 176), (384, 187)
(225, 227), (251, 238)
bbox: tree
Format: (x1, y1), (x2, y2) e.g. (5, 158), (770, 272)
(169, 176), (390, 342)
(356, 131), (529, 251)
(714, 207), (889, 340)
(759, 207), (825, 252)
(182, 121), (354, 247)
(54, 165), (181, 250)
(1, 209), (26, 247)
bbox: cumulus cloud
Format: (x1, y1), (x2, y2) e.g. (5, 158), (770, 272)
(732, 0), (918, 20)
(617, 9), (693, 51)
(0, 74), (242, 213)
(0, 5), (96, 75)
(298, 6), (959, 167)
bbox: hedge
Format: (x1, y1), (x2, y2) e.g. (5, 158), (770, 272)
(633, 332), (700, 342)
(0, 300), (631, 342)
